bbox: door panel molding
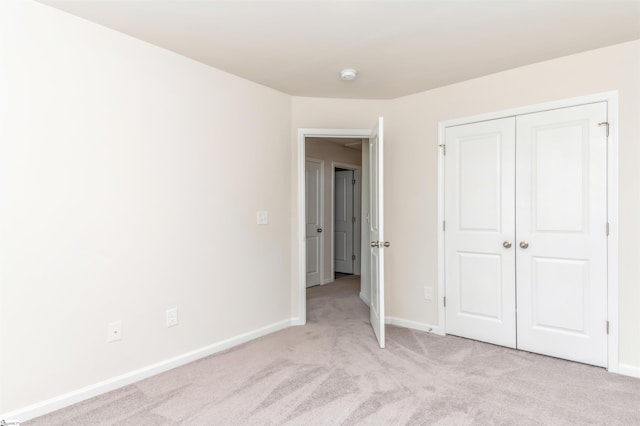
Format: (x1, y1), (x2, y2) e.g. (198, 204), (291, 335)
(437, 91), (619, 372)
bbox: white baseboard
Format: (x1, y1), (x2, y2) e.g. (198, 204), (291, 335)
(617, 362), (640, 379)
(359, 292), (371, 307)
(1, 318), (293, 423)
(322, 278), (334, 285)
(385, 319), (640, 378)
(290, 316), (305, 326)
(385, 316), (444, 336)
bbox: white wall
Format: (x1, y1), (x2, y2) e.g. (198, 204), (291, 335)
(305, 139), (362, 282)
(0, 1), (292, 414)
(292, 40), (640, 372)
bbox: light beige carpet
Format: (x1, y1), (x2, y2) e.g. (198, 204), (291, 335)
(27, 275), (640, 425)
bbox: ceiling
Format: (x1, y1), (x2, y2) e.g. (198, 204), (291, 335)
(38, 0), (640, 99)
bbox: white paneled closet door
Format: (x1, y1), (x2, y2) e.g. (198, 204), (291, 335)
(515, 103), (608, 367)
(444, 117), (517, 348)
(444, 102), (609, 367)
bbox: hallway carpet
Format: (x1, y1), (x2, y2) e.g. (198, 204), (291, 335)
(28, 275), (640, 425)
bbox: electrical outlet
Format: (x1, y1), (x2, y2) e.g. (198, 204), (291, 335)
(107, 321), (122, 342)
(166, 308), (178, 327)
(423, 286), (433, 301)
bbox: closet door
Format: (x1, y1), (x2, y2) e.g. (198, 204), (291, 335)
(444, 118), (517, 348)
(335, 170), (354, 274)
(515, 102), (608, 367)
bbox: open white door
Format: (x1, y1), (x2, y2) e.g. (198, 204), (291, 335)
(369, 117), (385, 349)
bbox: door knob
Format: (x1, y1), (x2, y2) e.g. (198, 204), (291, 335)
(317, 228), (323, 233)
(370, 241), (389, 248)
(519, 241), (529, 249)
(503, 241), (512, 248)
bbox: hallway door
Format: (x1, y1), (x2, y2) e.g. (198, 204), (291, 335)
(335, 170), (355, 274)
(305, 158), (323, 287)
(369, 117), (386, 349)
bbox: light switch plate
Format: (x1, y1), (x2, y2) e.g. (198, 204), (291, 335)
(423, 286), (433, 301)
(257, 210), (268, 225)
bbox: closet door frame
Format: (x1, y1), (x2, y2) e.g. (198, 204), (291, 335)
(437, 91), (619, 372)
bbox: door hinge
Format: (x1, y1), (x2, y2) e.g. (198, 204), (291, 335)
(352, 254), (356, 261)
(439, 144), (446, 156)
(443, 296), (447, 308)
(606, 222), (610, 236)
(606, 321), (610, 335)
(352, 179), (356, 185)
(443, 221), (446, 231)
(352, 216), (356, 223)
(598, 122), (610, 138)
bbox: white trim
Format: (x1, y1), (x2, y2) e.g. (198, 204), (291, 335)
(437, 121), (447, 335)
(353, 169), (362, 276)
(305, 157), (325, 287)
(605, 93), (620, 374)
(436, 91), (620, 373)
(617, 363), (640, 379)
(297, 128), (371, 324)
(331, 161), (362, 279)
(330, 163), (334, 278)
(439, 91), (618, 128)
(332, 162), (361, 171)
(1, 319), (293, 423)
(385, 317), (444, 336)
(290, 316), (304, 326)
(359, 291), (371, 307)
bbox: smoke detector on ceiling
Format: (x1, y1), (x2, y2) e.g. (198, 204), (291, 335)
(340, 69), (358, 81)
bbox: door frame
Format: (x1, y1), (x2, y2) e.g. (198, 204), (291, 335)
(331, 162), (362, 278)
(295, 128), (372, 325)
(437, 91), (620, 371)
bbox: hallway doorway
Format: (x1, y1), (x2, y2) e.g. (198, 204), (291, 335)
(304, 137), (363, 287)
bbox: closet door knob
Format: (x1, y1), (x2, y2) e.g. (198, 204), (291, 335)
(503, 241), (512, 248)
(520, 241), (529, 249)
